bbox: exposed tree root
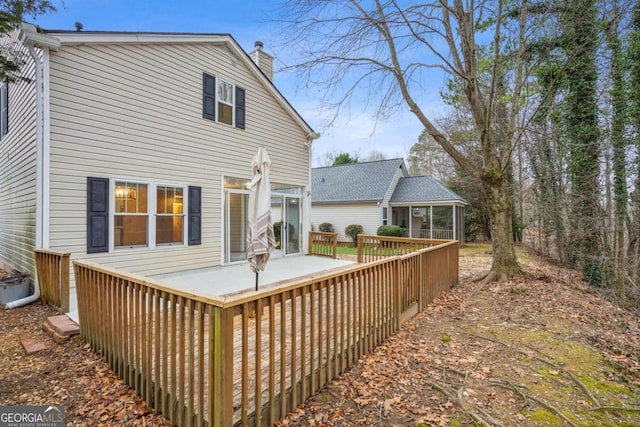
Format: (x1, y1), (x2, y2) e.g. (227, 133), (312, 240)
(426, 378), (504, 426)
(588, 406), (640, 412)
(467, 332), (562, 368)
(491, 380), (578, 427)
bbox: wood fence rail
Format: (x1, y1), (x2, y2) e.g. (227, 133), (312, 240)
(356, 234), (452, 263)
(34, 249), (71, 313)
(308, 231), (338, 258)
(73, 239), (458, 426)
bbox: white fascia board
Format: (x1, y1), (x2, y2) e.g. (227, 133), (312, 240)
(50, 32), (231, 45)
(389, 200), (468, 207)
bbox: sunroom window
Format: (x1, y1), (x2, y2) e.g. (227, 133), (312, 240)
(114, 182), (148, 248)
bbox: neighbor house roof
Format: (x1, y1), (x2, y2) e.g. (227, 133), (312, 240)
(390, 176), (467, 204)
(311, 159), (405, 203)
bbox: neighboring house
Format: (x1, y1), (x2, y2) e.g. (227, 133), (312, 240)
(311, 159), (467, 243)
(0, 24), (317, 285)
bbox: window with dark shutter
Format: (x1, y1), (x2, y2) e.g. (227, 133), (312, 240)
(203, 73), (216, 120)
(235, 87), (245, 129)
(188, 185), (202, 245)
(87, 177), (109, 253)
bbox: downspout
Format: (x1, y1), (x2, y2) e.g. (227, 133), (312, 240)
(6, 25), (59, 308)
(304, 132), (320, 253)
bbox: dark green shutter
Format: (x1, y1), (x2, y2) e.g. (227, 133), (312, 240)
(203, 73), (216, 120)
(87, 177), (109, 253)
(188, 186), (202, 245)
(235, 87), (245, 129)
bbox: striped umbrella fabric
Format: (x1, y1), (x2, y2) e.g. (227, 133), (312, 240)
(247, 147), (276, 290)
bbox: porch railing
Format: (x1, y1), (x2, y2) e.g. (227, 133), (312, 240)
(73, 239), (458, 426)
(356, 234), (451, 263)
(308, 231), (338, 258)
(419, 229), (454, 240)
(34, 249), (71, 313)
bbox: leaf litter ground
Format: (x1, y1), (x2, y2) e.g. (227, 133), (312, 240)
(1, 244), (640, 426)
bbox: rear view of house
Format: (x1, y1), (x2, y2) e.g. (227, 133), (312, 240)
(311, 159), (467, 243)
(0, 24), (317, 295)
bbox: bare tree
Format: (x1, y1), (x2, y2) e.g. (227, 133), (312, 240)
(276, 0), (534, 282)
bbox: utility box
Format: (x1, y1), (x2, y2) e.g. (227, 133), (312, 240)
(0, 271), (31, 305)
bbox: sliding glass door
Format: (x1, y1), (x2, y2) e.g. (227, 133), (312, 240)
(224, 189), (249, 263)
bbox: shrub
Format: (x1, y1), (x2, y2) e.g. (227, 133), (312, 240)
(376, 225), (406, 237)
(273, 221), (282, 248)
(319, 222), (335, 233)
(345, 224), (364, 246)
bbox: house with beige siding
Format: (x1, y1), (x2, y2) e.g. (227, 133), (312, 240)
(311, 159), (467, 244)
(0, 24), (317, 294)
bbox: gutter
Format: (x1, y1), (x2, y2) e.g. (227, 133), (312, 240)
(304, 132), (320, 254)
(7, 24), (60, 309)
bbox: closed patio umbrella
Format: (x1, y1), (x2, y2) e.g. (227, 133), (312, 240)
(247, 147), (276, 291)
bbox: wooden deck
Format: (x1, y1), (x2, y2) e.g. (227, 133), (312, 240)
(70, 236), (459, 427)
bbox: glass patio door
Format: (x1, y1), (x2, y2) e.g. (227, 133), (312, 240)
(283, 197), (302, 255)
(224, 190), (249, 263)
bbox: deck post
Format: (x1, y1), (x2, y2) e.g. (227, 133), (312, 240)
(357, 235), (363, 263)
(211, 305), (234, 426)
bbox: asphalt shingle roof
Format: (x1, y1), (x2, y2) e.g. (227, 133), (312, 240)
(390, 176), (467, 203)
(311, 159), (405, 203)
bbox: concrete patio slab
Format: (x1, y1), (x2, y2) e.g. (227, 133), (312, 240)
(66, 254), (354, 324)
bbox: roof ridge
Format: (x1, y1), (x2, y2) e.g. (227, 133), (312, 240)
(312, 157), (404, 170)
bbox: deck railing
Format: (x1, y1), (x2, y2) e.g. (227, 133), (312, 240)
(73, 239), (458, 427)
(356, 234), (451, 263)
(34, 249), (71, 313)
(308, 231), (338, 258)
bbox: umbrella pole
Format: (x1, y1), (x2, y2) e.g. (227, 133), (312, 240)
(255, 272), (259, 291)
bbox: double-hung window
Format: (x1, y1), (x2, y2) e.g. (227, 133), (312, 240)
(202, 73), (245, 129)
(114, 182), (149, 248)
(156, 185), (184, 245)
(217, 79), (234, 125)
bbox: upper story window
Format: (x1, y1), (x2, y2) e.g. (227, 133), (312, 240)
(0, 83), (8, 139)
(217, 79), (234, 125)
(202, 73), (245, 129)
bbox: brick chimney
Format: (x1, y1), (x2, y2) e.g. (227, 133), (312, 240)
(249, 41), (274, 82)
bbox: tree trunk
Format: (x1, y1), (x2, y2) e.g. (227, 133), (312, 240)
(482, 175), (519, 281)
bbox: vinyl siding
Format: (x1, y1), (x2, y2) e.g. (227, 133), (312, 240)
(312, 203), (380, 242)
(380, 165), (406, 221)
(46, 41), (310, 279)
(0, 33), (37, 275)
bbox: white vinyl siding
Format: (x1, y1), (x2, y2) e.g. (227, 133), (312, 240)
(0, 32), (37, 275)
(46, 41), (310, 279)
(312, 203), (380, 242)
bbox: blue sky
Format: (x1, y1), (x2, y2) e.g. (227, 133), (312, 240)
(31, 0), (434, 166)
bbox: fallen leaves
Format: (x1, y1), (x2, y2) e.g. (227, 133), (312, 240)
(0, 303), (170, 426)
(279, 244), (640, 426)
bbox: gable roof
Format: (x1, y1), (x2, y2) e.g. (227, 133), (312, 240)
(312, 159), (405, 203)
(390, 176), (467, 204)
(19, 24), (316, 138)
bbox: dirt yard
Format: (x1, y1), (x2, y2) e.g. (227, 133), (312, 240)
(1, 244), (639, 426)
